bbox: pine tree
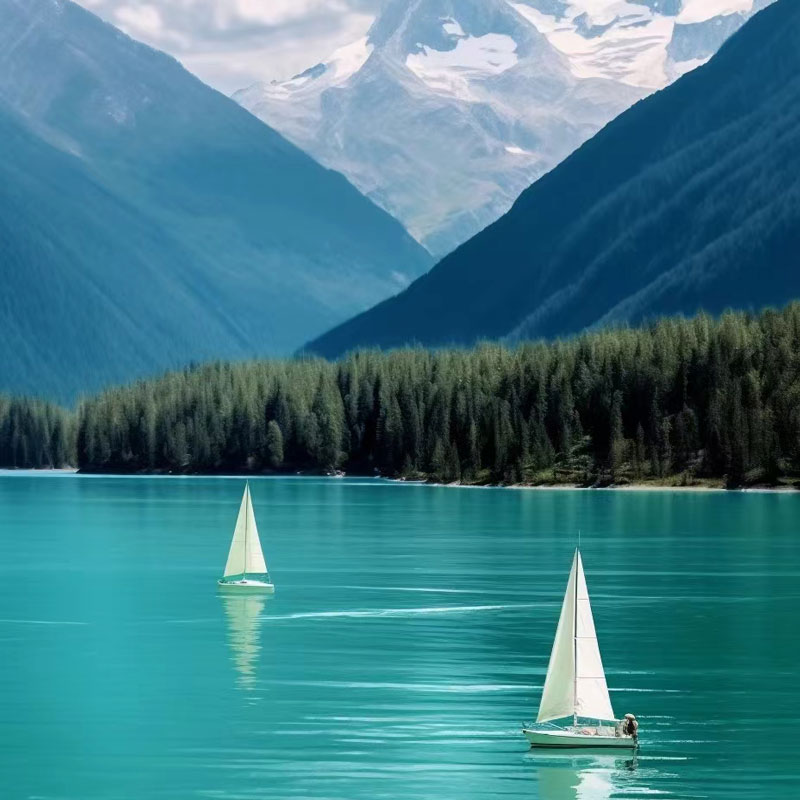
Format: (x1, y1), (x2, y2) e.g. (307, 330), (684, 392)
(609, 390), (625, 480)
(265, 420), (284, 469)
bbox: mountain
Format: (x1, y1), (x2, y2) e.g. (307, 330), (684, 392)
(511, 0), (774, 87)
(0, 0), (431, 401)
(307, 0), (800, 358)
(235, 0), (644, 256)
(235, 0), (771, 256)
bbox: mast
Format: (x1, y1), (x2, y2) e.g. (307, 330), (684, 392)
(243, 482), (249, 580)
(573, 547), (579, 727)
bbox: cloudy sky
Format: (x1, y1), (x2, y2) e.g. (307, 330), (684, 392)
(75, 0), (385, 93)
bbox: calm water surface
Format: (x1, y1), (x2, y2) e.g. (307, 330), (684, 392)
(0, 475), (798, 799)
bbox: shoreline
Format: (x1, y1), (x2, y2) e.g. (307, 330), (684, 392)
(507, 483), (799, 494)
(1, 468), (797, 493)
(0, 468), (79, 475)
(419, 480), (798, 494)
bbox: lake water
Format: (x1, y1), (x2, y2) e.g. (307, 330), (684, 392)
(0, 475), (798, 799)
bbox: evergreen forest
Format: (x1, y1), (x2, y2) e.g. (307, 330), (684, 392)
(4, 306), (800, 489)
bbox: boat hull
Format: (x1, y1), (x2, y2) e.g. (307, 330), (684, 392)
(217, 579), (275, 593)
(523, 728), (637, 749)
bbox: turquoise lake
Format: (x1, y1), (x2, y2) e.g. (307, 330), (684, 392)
(0, 475), (798, 799)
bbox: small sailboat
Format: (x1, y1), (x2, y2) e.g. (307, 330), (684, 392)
(523, 548), (637, 749)
(218, 483), (274, 592)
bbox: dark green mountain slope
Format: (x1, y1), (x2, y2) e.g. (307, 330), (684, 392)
(308, 0), (800, 358)
(0, 0), (430, 400)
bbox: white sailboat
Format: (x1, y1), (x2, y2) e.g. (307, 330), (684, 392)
(523, 549), (637, 749)
(218, 483), (274, 592)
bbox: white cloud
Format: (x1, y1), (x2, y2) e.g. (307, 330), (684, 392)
(114, 4), (164, 37)
(229, 0), (346, 26)
(73, 0), (383, 92)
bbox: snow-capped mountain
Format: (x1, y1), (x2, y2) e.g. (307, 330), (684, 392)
(235, 0), (773, 256)
(511, 0), (774, 87)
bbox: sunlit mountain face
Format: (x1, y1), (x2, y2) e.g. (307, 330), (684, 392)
(236, 0), (773, 256)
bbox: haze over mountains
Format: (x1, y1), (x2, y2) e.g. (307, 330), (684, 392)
(236, 0), (772, 255)
(308, 0), (800, 358)
(0, 0), (430, 400)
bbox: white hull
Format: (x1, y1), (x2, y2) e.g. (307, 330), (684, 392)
(218, 579), (275, 593)
(523, 728), (636, 749)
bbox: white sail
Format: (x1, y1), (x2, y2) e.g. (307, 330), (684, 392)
(573, 551), (614, 722)
(537, 550), (615, 723)
(537, 553), (579, 723)
(223, 484), (268, 578)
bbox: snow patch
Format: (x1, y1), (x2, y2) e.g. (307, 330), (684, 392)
(549, 15), (674, 88)
(677, 0), (754, 25)
(329, 36), (373, 82)
(283, 72), (317, 90)
(669, 56), (711, 80)
(251, 37), (371, 102)
(512, 1), (674, 89)
(442, 17), (466, 38)
(565, 0), (638, 27)
(406, 33), (519, 99)
(510, 4), (562, 35)
(510, 0), (764, 89)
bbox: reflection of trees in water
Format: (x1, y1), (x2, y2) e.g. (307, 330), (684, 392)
(219, 592), (266, 690)
(532, 752), (638, 800)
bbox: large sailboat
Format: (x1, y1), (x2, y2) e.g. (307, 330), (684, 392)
(523, 549), (637, 749)
(218, 483), (274, 592)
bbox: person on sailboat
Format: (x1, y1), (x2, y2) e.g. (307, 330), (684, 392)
(620, 714), (638, 741)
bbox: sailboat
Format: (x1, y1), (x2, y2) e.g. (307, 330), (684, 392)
(523, 549), (637, 749)
(217, 483), (274, 592)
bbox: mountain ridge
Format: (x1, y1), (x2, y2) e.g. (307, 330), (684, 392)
(235, 0), (644, 256)
(236, 0), (772, 256)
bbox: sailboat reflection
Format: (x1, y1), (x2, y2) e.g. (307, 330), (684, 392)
(219, 590), (268, 690)
(530, 751), (637, 800)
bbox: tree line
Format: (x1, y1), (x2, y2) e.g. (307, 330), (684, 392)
(4, 305), (800, 488)
(0, 396), (74, 469)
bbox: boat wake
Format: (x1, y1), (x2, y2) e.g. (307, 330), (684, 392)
(262, 603), (536, 622)
(338, 585), (496, 595)
(268, 679), (526, 693)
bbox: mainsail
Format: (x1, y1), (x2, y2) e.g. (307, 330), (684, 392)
(223, 484), (268, 578)
(537, 550), (615, 723)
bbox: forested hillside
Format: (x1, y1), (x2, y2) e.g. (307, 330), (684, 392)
(0, 396), (74, 470)
(0, 0), (430, 400)
(5, 306), (800, 490)
(308, 0), (800, 358)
